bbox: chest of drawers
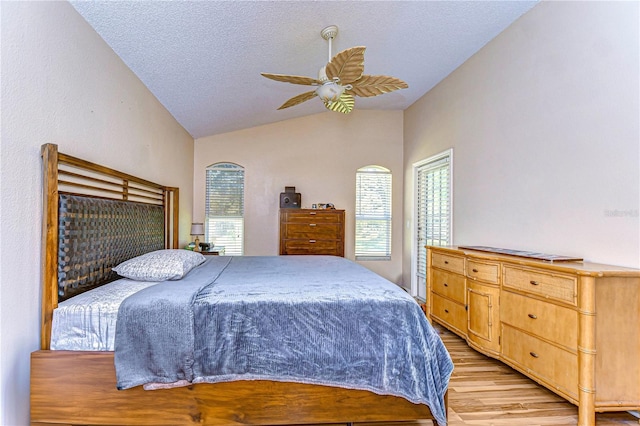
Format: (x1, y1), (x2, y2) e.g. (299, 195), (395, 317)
(426, 246), (640, 426)
(279, 209), (345, 256)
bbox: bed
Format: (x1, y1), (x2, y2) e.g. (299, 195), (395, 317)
(31, 143), (452, 426)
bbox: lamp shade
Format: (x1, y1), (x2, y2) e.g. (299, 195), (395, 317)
(190, 223), (204, 236)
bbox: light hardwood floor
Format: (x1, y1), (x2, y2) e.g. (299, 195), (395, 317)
(321, 324), (639, 426)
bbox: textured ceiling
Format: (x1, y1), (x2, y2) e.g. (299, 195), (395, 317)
(70, 1), (538, 139)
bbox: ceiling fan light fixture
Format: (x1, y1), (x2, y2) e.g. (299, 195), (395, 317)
(315, 82), (345, 103)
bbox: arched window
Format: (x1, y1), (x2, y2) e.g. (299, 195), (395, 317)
(205, 163), (244, 255)
(355, 165), (392, 260)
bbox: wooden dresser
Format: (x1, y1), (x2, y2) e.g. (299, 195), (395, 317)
(426, 246), (640, 426)
(279, 209), (345, 256)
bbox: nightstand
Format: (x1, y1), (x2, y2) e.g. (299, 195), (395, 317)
(200, 247), (225, 255)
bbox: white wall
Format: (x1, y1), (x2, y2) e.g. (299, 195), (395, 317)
(403, 0), (640, 290)
(194, 110), (405, 283)
(0, 2), (194, 424)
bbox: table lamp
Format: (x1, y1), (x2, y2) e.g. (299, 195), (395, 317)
(190, 223), (205, 252)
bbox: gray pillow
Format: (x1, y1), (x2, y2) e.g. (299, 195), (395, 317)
(113, 249), (206, 281)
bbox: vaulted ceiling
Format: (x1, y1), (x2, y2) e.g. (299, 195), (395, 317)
(70, 1), (538, 139)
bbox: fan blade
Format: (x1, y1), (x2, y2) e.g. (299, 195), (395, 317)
(261, 73), (320, 86)
(324, 93), (355, 114)
(278, 90), (317, 110)
(347, 75), (409, 98)
(325, 47), (365, 85)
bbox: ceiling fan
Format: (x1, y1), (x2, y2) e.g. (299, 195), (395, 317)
(261, 25), (408, 114)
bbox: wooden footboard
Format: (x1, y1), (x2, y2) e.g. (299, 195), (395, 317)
(31, 350), (440, 425)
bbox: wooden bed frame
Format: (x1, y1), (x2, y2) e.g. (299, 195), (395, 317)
(31, 144), (443, 426)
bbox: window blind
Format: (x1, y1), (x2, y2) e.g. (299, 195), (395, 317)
(416, 155), (451, 279)
(355, 166), (392, 260)
(205, 163), (244, 255)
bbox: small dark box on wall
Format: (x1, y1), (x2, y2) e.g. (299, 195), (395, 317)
(280, 186), (301, 208)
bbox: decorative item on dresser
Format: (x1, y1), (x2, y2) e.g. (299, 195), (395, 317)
(279, 208), (345, 256)
(279, 186), (301, 208)
(426, 245), (640, 426)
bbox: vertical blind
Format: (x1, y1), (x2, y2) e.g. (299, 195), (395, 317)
(416, 155), (451, 291)
(355, 166), (392, 260)
(205, 163), (244, 255)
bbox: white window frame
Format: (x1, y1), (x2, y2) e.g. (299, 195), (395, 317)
(355, 165), (392, 261)
(205, 162), (245, 256)
(411, 149), (453, 299)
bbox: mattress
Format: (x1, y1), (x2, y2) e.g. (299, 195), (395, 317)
(50, 278), (161, 351)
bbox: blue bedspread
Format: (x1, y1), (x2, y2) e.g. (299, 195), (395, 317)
(115, 256), (453, 425)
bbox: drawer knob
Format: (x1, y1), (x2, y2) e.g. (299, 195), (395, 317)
(530, 280), (539, 286)
(309, 223), (317, 227)
(443, 283), (449, 287)
(444, 260), (449, 264)
(310, 212), (317, 215)
(529, 351), (539, 358)
(472, 268), (479, 273)
(309, 240), (316, 243)
(444, 309), (449, 314)
(528, 313), (537, 319)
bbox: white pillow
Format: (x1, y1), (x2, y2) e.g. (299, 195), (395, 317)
(113, 249), (206, 281)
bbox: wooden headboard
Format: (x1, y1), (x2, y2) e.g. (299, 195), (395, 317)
(40, 143), (179, 349)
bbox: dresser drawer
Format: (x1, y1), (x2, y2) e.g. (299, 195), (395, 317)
(500, 290), (577, 350)
(284, 223), (342, 239)
(431, 252), (465, 274)
(281, 239), (342, 256)
(503, 266), (577, 305)
(467, 259), (499, 284)
(432, 269), (466, 304)
(283, 211), (342, 223)
(431, 293), (467, 335)
(501, 324), (578, 400)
